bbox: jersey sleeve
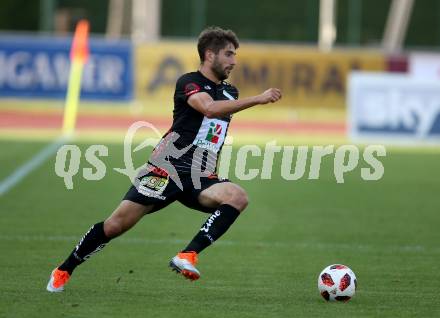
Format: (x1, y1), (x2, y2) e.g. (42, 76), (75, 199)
(229, 85), (239, 99)
(174, 74), (207, 104)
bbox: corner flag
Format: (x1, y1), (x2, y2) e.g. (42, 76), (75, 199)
(62, 19), (90, 136)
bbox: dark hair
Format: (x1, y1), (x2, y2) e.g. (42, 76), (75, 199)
(197, 26), (239, 62)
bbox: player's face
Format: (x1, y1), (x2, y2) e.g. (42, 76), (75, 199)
(211, 42), (236, 81)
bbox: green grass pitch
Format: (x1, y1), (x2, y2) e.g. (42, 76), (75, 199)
(1, 140), (439, 317)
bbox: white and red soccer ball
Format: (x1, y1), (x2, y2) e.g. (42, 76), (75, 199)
(318, 264), (357, 302)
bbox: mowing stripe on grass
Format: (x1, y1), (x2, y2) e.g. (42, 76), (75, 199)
(0, 137), (66, 196)
(0, 234), (438, 254)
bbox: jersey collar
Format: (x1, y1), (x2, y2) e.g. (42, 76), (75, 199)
(197, 70), (221, 87)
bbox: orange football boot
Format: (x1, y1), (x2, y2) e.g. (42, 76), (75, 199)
(46, 268), (70, 292)
(169, 251), (200, 281)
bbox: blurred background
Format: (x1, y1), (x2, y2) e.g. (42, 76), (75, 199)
(1, 3), (440, 316)
(0, 0), (439, 145)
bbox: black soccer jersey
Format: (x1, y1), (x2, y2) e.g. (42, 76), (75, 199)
(149, 71), (239, 174)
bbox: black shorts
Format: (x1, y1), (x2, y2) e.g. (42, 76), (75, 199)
(123, 170), (229, 214)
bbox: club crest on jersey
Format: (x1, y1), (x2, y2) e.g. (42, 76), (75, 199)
(184, 82), (201, 96)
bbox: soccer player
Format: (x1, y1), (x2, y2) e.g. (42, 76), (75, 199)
(47, 26), (282, 292)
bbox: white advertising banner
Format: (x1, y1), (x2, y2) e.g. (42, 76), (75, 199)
(409, 53), (440, 80)
(348, 72), (440, 144)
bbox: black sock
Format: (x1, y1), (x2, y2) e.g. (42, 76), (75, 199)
(58, 222), (111, 275)
(183, 204), (240, 254)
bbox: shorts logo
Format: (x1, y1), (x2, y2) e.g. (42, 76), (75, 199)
(138, 175), (169, 200)
(141, 175), (168, 192)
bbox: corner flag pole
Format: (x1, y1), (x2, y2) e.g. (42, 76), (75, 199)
(0, 20), (90, 196)
(62, 19), (90, 137)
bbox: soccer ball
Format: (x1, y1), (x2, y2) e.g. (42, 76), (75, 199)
(318, 264), (357, 302)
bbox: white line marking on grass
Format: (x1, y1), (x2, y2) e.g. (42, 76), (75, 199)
(0, 137), (67, 196)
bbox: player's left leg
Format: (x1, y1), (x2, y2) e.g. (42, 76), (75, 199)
(184, 181), (248, 251)
(170, 180), (248, 280)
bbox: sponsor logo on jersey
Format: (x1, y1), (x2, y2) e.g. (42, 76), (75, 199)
(195, 139), (219, 152)
(205, 122), (222, 144)
(193, 118), (229, 153)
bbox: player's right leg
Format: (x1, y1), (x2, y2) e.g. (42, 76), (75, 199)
(46, 200), (153, 292)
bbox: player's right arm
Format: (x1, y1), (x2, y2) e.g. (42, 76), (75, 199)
(188, 88), (282, 118)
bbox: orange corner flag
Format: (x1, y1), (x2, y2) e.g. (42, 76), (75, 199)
(70, 19), (90, 62)
(62, 19), (90, 136)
